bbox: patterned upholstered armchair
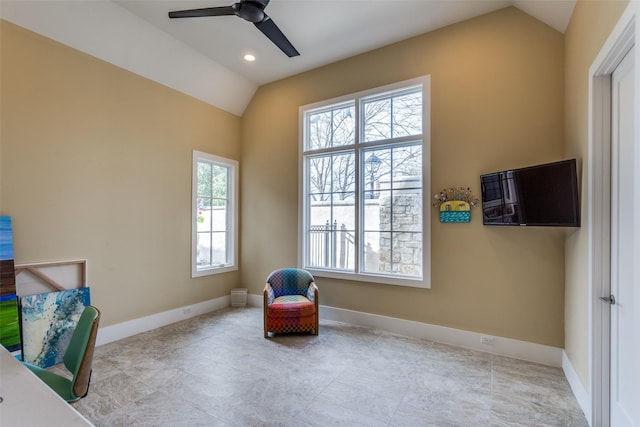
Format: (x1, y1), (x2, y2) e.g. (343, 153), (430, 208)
(263, 268), (318, 338)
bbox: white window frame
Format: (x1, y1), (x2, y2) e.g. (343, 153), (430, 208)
(298, 76), (431, 288)
(191, 150), (238, 278)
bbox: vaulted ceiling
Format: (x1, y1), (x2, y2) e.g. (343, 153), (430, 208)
(0, 0), (576, 115)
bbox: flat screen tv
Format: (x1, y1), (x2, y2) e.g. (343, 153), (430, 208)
(480, 159), (580, 227)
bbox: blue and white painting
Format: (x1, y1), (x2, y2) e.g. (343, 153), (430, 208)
(21, 287), (91, 368)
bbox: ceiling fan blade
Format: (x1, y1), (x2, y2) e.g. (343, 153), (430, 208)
(168, 6), (236, 19)
(254, 15), (300, 57)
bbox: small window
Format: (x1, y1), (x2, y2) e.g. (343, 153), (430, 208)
(192, 151), (238, 277)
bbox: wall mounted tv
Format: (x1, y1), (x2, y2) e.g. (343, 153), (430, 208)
(480, 159), (580, 227)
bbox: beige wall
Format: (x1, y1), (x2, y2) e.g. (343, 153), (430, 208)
(0, 21), (242, 326)
(4, 2), (627, 358)
(563, 0), (629, 387)
(241, 7), (568, 347)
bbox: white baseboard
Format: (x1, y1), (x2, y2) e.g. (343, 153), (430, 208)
(101, 294), (562, 368)
(96, 295), (230, 346)
(563, 350), (591, 425)
(248, 294), (262, 307)
(247, 294), (562, 367)
(320, 305), (563, 367)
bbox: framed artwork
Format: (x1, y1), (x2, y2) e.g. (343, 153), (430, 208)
(21, 287), (91, 368)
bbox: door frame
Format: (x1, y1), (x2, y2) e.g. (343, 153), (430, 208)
(588, 3), (638, 426)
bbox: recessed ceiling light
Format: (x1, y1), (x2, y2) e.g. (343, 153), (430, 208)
(244, 54), (256, 62)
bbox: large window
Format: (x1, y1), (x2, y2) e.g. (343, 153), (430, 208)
(192, 151), (238, 277)
(300, 77), (430, 287)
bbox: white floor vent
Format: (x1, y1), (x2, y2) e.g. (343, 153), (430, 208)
(231, 288), (247, 307)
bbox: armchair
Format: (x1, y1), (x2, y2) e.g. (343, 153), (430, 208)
(263, 268), (318, 338)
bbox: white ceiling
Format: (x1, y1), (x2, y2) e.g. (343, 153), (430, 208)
(0, 0), (576, 115)
(116, 0), (576, 85)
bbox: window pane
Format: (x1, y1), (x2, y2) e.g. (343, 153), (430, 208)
(396, 189), (422, 232)
(309, 198), (330, 226)
(363, 98), (391, 141)
(306, 151), (355, 271)
(196, 203), (212, 232)
(333, 106), (355, 147)
(363, 89), (422, 142)
(211, 164), (228, 200)
(307, 223), (330, 268)
(307, 153), (356, 199)
(308, 110), (331, 150)
(394, 232), (422, 276)
(211, 232), (227, 265)
(308, 156), (331, 198)
(307, 222), (354, 271)
(363, 199), (381, 230)
(307, 104), (355, 149)
(332, 194), (355, 229)
(307, 194), (355, 271)
(378, 188), (422, 233)
(196, 233), (211, 267)
(363, 148), (391, 200)
(197, 162), (212, 198)
(392, 91), (422, 138)
(211, 205), (227, 232)
(377, 232), (422, 276)
(335, 225), (355, 270)
(393, 145), (422, 182)
(375, 231), (392, 272)
(332, 153), (356, 194)
(392, 145), (422, 187)
(308, 194), (354, 223)
(363, 231), (382, 273)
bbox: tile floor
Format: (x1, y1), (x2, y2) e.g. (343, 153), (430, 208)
(62, 307), (587, 426)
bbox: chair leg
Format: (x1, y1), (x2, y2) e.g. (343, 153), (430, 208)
(81, 370), (92, 398)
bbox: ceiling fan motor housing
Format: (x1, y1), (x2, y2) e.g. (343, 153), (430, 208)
(236, 2), (265, 23)
(168, 0), (299, 57)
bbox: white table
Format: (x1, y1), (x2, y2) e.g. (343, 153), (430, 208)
(0, 347), (93, 426)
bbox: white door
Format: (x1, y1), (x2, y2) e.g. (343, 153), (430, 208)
(609, 46), (638, 427)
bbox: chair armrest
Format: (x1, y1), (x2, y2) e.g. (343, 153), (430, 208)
(307, 281), (318, 304)
(264, 283), (274, 306)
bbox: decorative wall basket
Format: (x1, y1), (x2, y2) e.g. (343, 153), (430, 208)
(433, 187), (479, 223)
(440, 201), (471, 223)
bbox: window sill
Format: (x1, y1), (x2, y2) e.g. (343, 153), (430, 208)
(306, 268), (430, 289)
(192, 265), (237, 278)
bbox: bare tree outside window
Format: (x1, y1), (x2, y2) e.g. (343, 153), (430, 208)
(363, 90), (422, 142)
(307, 89), (422, 201)
(307, 104), (355, 150)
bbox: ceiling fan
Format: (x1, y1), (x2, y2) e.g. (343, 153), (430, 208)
(168, 0), (300, 57)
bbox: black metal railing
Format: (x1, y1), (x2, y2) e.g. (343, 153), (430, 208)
(308, 221), (354, 269)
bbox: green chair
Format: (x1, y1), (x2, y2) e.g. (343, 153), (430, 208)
(23, 305), (101, 403)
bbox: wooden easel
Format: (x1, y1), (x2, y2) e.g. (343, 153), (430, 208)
(14, 260), (87, 293)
